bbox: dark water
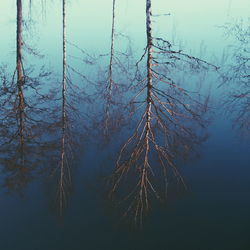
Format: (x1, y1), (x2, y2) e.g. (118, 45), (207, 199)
(0, 1), (250, 250)
(0, 114), (249, 250)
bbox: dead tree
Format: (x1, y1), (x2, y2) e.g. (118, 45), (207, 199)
(84, 0), (136, 144)
(109, 0), (217, 226)
(221, 19), (250, 134)
(0, 0), (54, 193)
(59, 0), (67, 213)
(51, 0), (84, 215)
(51, 0), (72, 215)
(101, 0), (133, 142)
(0, 0), (30, 191)
(16, 0), (25, 147)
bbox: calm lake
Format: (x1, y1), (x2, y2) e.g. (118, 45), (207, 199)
(0, 0), (249, 249)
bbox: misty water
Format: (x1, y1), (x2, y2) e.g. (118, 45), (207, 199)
(0, 1), (250, 250)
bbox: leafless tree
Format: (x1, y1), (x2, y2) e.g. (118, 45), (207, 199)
(109, 0), (217, 226)
(221, 19), (250, 134)
(50, 0), (86, 215)
(84, 1), (136, 144)
(0, 0), (54, 193)
(48, 0), (73, 215)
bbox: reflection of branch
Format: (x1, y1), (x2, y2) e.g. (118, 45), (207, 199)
(67, 41), (97, 63)
(154, 45), (219, 70)
(135, 46), (148, 68)
(152, 13), (170, 17)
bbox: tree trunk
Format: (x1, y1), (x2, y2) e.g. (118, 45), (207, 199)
(108, 0), (116, 93)
(145, 0), (153, 153)
(16, 0), (25, 146)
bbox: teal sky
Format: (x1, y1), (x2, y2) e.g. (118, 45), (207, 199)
(0, 0), (249, 65)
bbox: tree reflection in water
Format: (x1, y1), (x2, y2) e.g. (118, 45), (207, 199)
(0, 0), (219, 227)
(108, 0), (217, 227)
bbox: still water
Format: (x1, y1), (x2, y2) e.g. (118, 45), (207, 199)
(0, 0), (249, 249)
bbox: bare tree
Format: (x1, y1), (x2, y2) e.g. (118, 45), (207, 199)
(109, 0), (216, 226)
(16, 0), (25, 147)
(0, 0), (55, 193)
(221, 19), (250, 134)
(51, 0), (84, 215)
(51, 0), (72, 215)
(85, 0), (137, 144)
